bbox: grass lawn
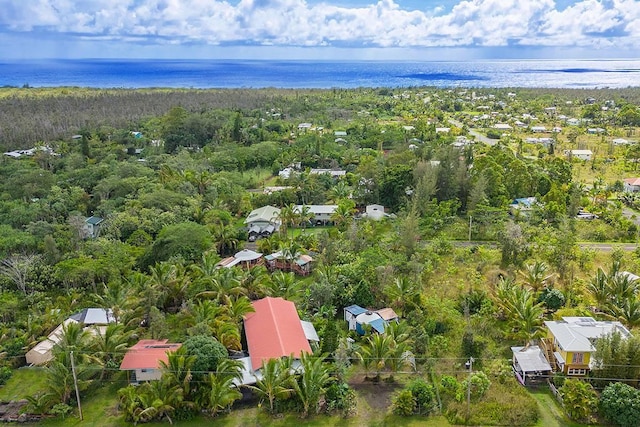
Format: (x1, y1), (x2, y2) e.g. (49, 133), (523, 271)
(40, 381), (128, 427)
(530, 389), (587, 427)
(0, 367), (48, 401)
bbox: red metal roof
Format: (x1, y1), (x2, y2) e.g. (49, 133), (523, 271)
(244, 297), (311, 370)
(624, 177), (640, 186)
(119, 339), (181, 370)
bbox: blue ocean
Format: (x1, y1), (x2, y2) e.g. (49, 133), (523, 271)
(1, 59), (639, 89)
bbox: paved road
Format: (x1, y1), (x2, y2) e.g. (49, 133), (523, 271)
(448, 118), (497, 146)
(441, 240), (637, 252)
(622, 206), (640, 227)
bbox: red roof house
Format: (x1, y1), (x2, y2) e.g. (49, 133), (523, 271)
(120, 339), (181, 382)
(244, 297), (312, 371)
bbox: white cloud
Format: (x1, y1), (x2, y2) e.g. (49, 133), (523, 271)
(1, 0), (639, 51)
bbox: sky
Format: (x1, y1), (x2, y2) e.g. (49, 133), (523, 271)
(0, 0), (639, 60)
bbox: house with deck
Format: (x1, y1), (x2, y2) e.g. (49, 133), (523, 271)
(540, 317), (632, 376)
(216, 249), (264, 269)
(511, 346), (552, 385)
(264, 251), (314, 276)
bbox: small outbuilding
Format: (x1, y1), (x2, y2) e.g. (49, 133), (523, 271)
(511, 346), (552, 385)
(217, 249), (264, 269)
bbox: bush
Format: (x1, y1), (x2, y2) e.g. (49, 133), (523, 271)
(599, 382), (640, 427)
(458, 371), (491, 402)
(538, 287), (565, 311)
(559, 379), (597, 423)
(408, 379), (436, 415)
(182, 335), (227, 379)
(325, 382), (357, 417)
(391, 389), (416, 416)
(0, 366), (12, 386)
(445, 378), (538, 426)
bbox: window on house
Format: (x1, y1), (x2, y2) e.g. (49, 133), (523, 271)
(567, 368), (587, 375)
(572, 353), (584, 364)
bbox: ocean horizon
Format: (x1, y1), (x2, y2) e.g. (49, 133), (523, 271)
(2, 58), (640, 89)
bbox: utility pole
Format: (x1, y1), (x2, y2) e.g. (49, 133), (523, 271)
(468, 216), (472, 242)
(70, 351), (83, 420)
(465, 356), (474, 422)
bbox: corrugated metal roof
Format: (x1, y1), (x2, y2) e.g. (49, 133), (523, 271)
(244, 297), (311, 370)
(68, 308), (115, 324)
(511, 346), (552, 373)
(545, 317), (632, 352)
(375, 307), (398, 321)
(344, 305), (367, 316)
(300, 320), (319, 342)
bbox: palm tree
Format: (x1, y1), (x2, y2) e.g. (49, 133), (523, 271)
(210, 224), (239, 257)
(384, 277), (419, 316)
(267, 271), (303, 300)
(330, 202), (356, 230)
(277, 203), (299, 237)
(52, 321), (95, 366)
(160, 347), (196, 399)
(292, 353), (331, 417)
(91, 323), (130, 379)
(237, 266), (270, 300)
(296, 204), (314, 230)
(588, 267), (610, 311)
(133, 378), (185, 424)
(248, 357), (293, 414)
(149, 262), (190, 313)
(200, 359), (244, 416)
(222, 295), (255, 326)
(357, 333), (393, 382)
(196, 268), (245, 303)
(613, 298), (640, 328)
(519, 261), (552, 293)
(41, 360), (91, 407)
(512, 295), (545, 345)
(93, 281), (131, 324)
(330, 181), (352, 202)
(608, 273), (639, 307)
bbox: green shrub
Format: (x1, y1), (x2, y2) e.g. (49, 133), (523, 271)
(445, 378), (538, 426)
(0, 366), (12, 386)
(599, 382), (640, 427)
(391, 389), (416, 416)
(325, 382), (357, 417)
(458, 371), (491, 402)
(408, 379), (436, 415)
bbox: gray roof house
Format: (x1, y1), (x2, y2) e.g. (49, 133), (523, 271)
(245, 206), (281, 229)
(511, 346), (552, 385)
(84, 216), (104, 238)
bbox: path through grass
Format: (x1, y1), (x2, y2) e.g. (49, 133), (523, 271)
(530, 389), (587, 427)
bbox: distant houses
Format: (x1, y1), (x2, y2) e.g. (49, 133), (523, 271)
(623, 177), (640, 193)
(294, 204), (338, 226)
